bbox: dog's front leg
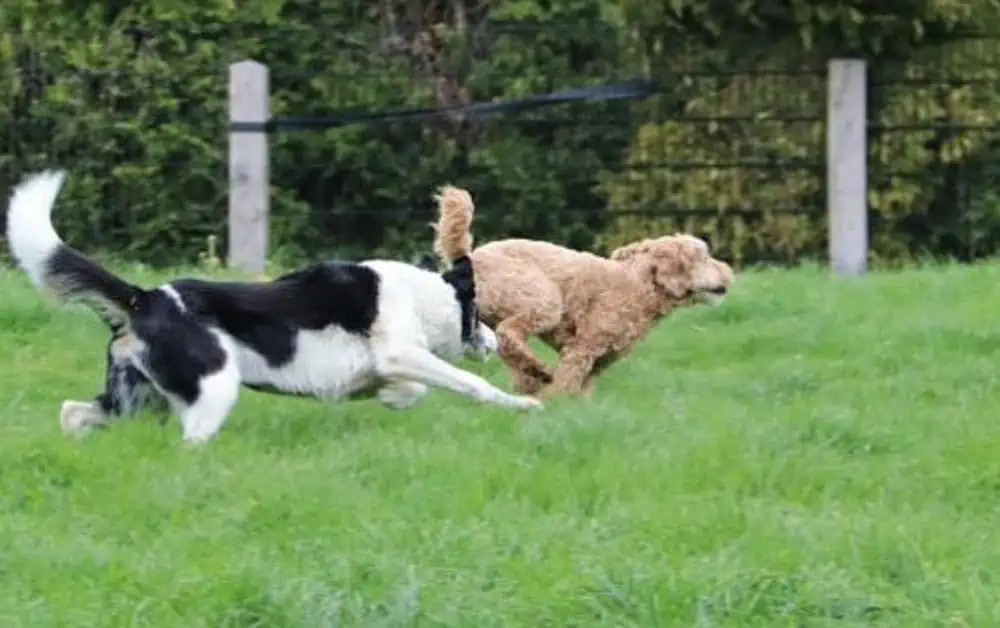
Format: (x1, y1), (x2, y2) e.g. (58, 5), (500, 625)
(376, 379), (428, 409)
(545, 344), (601, 396)
(373, 348), (542, 411)
(60, 400), (110, 436)
(138, 334), (242, 445)
(579, 352), (620, 397)
(176, 360), (242, 444)
(509, 368), (549, 395)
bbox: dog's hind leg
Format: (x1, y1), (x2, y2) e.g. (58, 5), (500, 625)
(495, 312), (558, 394)
(373, 347), (542, 411)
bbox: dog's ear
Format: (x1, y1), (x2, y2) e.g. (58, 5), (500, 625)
(650, 243), (695, 299)
(614, 237), (698, 300)
(651, 236), (719, 299)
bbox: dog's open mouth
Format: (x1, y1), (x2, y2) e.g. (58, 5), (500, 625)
(705, 286), (728, 295)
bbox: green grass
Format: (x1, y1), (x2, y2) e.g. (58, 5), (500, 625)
(2, 260), (1000, 627)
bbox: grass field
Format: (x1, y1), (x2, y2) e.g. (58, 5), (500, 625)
(2, 260), (1000, 627)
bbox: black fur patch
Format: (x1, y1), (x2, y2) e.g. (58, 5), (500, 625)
(441, 256), (478, 342)
(414, 254), (438, 271)
(86, 262), (384, 419)
(129, 290), (229, 405)
(170, 262), (381, 369)
(47, 245), (139, 326)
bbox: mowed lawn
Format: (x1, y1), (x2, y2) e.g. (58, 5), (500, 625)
(1, 260), (1000, 627)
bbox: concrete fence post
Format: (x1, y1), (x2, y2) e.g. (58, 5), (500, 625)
(826, 58), (868, 276)
(228, 60), (270, 273)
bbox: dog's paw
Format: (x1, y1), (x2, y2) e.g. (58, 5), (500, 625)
(513, 395), (544, 411)
(60, 400), (108, 437)
(376, 381), (428, 409)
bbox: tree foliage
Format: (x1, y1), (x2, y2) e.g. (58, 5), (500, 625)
(603, 0), (1000, 264)
(0, 0), (637, 265)
(2, 0), (1000, 267)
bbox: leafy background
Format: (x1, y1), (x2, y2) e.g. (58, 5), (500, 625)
(2, 0), (1000, 267)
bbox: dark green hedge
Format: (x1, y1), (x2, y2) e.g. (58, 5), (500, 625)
(3, 0), (999, 267)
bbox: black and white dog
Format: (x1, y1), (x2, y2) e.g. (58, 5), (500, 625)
(6, 171), (541, 443)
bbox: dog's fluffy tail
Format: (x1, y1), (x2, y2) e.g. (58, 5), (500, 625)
(432, 185), (475, 265)
(6, 170), (141, 327)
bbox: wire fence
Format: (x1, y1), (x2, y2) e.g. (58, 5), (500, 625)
(2, 21), (1000, 266)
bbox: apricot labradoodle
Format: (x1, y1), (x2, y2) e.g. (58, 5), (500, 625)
(431, 187), (735, 397)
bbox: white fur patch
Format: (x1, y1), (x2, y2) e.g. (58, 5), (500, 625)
(60, 400), (107, 436)
(178, 331), (242, 443)
(159, 284), (187, 312)
(235, 326), (377, 399)
(6, 170), (67, 288)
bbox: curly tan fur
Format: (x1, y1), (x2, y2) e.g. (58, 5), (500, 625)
(432, 185), (474, 263)
(434, 191), (735, 397)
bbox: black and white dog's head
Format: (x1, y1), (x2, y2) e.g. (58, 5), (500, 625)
(97, 323), (167, 420)
(441, 255), (496, 361)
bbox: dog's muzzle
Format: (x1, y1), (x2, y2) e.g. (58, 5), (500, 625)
(697, 285), (729, 307)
